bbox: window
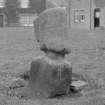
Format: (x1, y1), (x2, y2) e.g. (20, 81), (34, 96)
(74, 10), (79, 23)
(74, 9), (85, 23)
(95, 12), (100, 18)
(80, 15), (85, 23)
(74, 15), (79, 23)
(0, 0), (5, 8)
(19, 14), (38, 26)
(20, 0), (29, 8)
(79, 10), (85, 23)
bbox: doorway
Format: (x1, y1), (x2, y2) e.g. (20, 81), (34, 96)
(0, 14), (5, 27)
(94, 8), (100, 28)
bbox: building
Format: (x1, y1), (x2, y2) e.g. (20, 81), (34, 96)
(68, 0), (105, 30)
(0, 0), (46, 27)
(46, 0), (58, 8)
(52, 0), (68, 7)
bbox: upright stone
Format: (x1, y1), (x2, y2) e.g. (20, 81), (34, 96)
(34, 7), (70, 52)
(28, 7), (72, 98)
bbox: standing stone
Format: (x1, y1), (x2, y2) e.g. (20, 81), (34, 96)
(34, 7), (70, 52)
(29, 7), (72, 98)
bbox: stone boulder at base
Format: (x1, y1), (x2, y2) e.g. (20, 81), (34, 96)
(34, 7), (70, 52)
(29, 56), (72, 98)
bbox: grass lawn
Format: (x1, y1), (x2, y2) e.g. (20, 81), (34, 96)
(0, 28), (105, 104)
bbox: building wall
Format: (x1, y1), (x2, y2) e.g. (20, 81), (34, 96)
(52, 0), (68, 7)
(0, 0), (46, 27)
(98, 3), (105, 28)
(70, 0), (105, 30)
(70, 0), (91, 30)
(94, 0), (105, 8)
(102, 7), (105, 27)
(0, 0), (60, 27)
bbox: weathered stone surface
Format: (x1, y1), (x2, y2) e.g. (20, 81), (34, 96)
(34, 7), (70, 52)
(29, 56), (72, 98)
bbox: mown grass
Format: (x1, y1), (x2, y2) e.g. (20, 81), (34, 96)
(0, 28), (105, 104)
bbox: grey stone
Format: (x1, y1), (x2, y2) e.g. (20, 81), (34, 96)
(34, 7), (70, 52)
(29, 56), (72, 98)
(95, 0), (105, 8)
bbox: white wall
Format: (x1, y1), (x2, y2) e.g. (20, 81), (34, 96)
(70, 0), (91, 30)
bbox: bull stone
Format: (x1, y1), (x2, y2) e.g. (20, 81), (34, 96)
(29, 56), (72, 98)
(34, 7), (70, 53)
